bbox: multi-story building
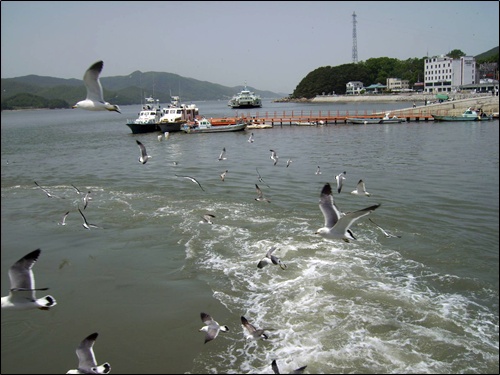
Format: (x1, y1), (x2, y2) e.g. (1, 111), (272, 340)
(386, 78), (410, 92)
(424, 55), (476, 93)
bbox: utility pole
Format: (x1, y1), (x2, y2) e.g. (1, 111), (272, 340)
(352, 11), (358, 64)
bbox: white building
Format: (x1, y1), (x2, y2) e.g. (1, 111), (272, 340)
(424, 55), (476, 93)
(345, 81), (364, 95)
(386, 78), (410, 92)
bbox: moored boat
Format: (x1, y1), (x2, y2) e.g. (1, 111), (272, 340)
(380, 112), (405, 124)
(228, 84), (262, 108)
(346, 117), (382, 124)
(182, 118), (247, 133)
(125, 97), (162, 134)
(431, 107), (479, 121)
(158, 96), (199, 133)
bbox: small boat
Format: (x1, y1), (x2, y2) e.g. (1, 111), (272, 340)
(209, 117), (244, 126)
(246, 123), (273, 129)
(292, 121), (323, 126)
(158, 96), (199, 133)
(431, 107), (479, 121)
(380, 113), (405, 124)
(346, 118), (382, 124)
(182, 118), (247, 133)
(228, 84), (262, 108)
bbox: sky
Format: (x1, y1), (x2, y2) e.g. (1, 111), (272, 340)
(1, 1), (498, 94)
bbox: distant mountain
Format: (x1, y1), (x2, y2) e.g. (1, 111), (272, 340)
(475, 46), (499, 62)
(1, 70), (285, 107)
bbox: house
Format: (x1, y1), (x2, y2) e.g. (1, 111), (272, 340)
(364, 83), (386, 94)
(345, 81), (364, 95)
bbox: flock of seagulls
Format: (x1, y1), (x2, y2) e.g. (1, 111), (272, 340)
(3, 59), (405, 373)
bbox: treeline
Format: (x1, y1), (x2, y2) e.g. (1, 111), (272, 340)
(291, 50), (499, 98)
(1, 93), (70, 110)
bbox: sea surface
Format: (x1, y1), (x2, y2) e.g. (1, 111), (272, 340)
(1, 99), (498, 374)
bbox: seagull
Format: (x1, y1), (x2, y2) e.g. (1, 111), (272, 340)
(218, 147), (227, 161)
(1, 249), (57, 310)
(241, 316), (268, 340)
(78, 207), (99, 230)
(158, 134), (163, 141)
(175, 175), (205, 191)
(286, 159), (292, 168)
(201, 213), (216, 224)
(72, 60), (121, 113)
(248, 133), (254, 143)
(257, 245), (287, 270)
(164, 132), (170, 140)
(335, 171), (346, 193)
(136, 140), (150, 164)
(255, 184), (270, 203)
(369, 218), (401, 238)
(199, 312), (229, 344)
(351, 179), (371, 196)
(71, 184), (82, 195)
(315, 166), (322, 175)
(82, 190), (92, 209)
(34, 181), (64, 199)
(315, 183), (380, 242)
(66, 332), (111, 374)
(58, 211), (70, 226)
(270, 149), (279, 165)
(256, 168), (270, 188)
(271, 359), (307, 374)
(220, 170), (228, 182)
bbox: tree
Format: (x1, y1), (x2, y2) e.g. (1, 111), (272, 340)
(447, 49), (466, 59)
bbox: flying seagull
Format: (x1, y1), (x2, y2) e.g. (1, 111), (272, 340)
(270, 149), (279, 166)
(66, 332), (111, 374)
(218, 147), (227, 161)
(1, 249), (57, 310)
(315, 166), (322, 175)
(34, 181), (64, 199)
(202, 213), (216, 224)
(82, 190), (92, 209)
(58, 211), (70, 226)
(286, 158), (292, 168)
(271, 359), (307, 374)
(335, 171), (346, 193)
(220, 170), (228, 182)
(71, 184), (82, 195)
(369, 218), (401, 238)
(256, 168), (270, 188)
(136, 140), (150, 164)
(72, 60), (121, 113)
(315, 183), (380, 242)
(248, 133), (254, 143)
(175, 175), (205, 191)
(257, 245), (287, 270)
(199, 312), (229, 344)
(78, 207), (99, 230)
(255, 184), (270, 203)
(351, 179), (371, 196)
(241, 316), (268, 340)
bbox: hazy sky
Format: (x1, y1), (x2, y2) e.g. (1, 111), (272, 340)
(1, 1), (498, 93)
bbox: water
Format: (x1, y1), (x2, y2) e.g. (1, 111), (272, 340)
(1, 99), (498, 374)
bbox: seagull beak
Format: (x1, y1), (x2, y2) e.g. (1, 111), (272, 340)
(72, 105), (77, 109)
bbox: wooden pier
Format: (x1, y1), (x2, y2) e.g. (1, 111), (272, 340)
(236, 109), (435, 126)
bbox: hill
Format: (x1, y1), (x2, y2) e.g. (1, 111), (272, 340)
(1, 70), (284, 110)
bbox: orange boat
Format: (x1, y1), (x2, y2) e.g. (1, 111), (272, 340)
(209, 117), (246, 126)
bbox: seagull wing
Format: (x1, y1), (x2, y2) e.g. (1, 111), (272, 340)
(271, 360), (280, 374)
(332, 204), (381, 237)
(76, 333), (99, 371)
(136, 140), (148, 158)
(319, 183), (342, 228)
(83, 61), (105, 103)
(9, 249), (40, 294)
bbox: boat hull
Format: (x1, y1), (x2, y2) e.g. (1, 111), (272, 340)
(346, 118), (382, 124)
(431, 115), (477, 121)
(183, 123), (247, 134)
(158, 122), (183, 133)
(125, 123), (161, 134)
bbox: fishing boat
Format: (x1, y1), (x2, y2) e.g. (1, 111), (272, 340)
(431, 107), (479, 121)
(182, 118), (247, 133)
(125, 97), (162, 134)
(228, 85), (262, 108)
(380, 113), (405, 124)
(158, 96), (199, 133)
(292, 120), (324, 126)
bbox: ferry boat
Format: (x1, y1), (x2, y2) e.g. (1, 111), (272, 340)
(158, 96), (199, 133)
(228, 85), (262, 108)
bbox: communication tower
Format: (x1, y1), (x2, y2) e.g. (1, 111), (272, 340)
(352, 11), (358, 64)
